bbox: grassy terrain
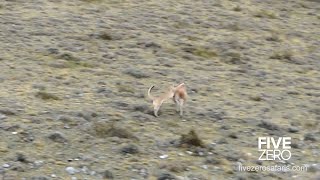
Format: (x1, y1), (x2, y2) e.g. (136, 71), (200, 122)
(0, 0), (319, 179)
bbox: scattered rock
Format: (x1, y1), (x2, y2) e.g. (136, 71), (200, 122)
(258, 120), (280, 130)
(120, 144), (139, 155)
(76, 111), (98, 121)
(131, 112), (153, 122)
(0, 114), (7, 120)
(48, 132), (68, 143)
(96, 87), (112, 94)
(224, 151), (241, 161)
(186, 174), (208, 180)
(157, 172), (177, 180)
(11, 164), (25, 172)
(255, 160), (263, 165)
(66, 167), (79, 175)
(123, 68), (150, 78)
(58, 53), (80, 62)
(16, 153), (29, 163)
(31, 176), (50, 180)
(106, 101), (127, 111)
(57, 115), (73, 123)
(205, 156), (222, 165)
(0, 108), (16, 115)
(307, 164), (320, 172)
(207, 111), (225, 121)
(159, 154), (169, 159)
(228, 132), (238, 139)
(217, 138), (228, 144)
(0, 142), (8, 153)
(309, 108), (320, 115)
(101, 170), (114, 179)
(220, 50), (242, 64)
(48, 60), (69, 69)
(2, 164), (10, 168)
(159, 162), (187, 173)
(304, 133), (318, 142)
(18, 131), (35, 142)
(132, 104), (149, 113)
(220, 125), (231, 130)
(32, 84), (46, 90)
(291, 143), (300, 149)
(47, 48), (59, 55)
(288, 127), (299, 133)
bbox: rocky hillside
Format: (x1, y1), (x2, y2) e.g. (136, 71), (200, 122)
(0, 0), (319, 179)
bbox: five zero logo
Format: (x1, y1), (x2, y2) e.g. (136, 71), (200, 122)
(258, 137), (291, 161)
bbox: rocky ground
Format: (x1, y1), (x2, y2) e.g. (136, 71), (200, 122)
(0, 0), (319, 179)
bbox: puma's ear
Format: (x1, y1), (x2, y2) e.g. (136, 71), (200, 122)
(179, 83), (185, 88)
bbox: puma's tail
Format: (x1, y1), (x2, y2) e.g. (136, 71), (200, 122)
(148, 85), (155, 100)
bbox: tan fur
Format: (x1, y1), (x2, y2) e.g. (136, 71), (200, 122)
(147, 83), (187, 117)
(148, 85), (175, 117)
(173, 83), (187, 116)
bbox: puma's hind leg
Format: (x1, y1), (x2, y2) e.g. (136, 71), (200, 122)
(179, 99), (184, 116)
(174, 95), (180, 112)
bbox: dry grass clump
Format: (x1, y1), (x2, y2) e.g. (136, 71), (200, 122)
(93, 122), (138, 140)
(98, 32), (113, 40)
(179, 129), (205, 148)
(233, 5), (242, 12)
(35, 91), (60, 100)
(254, 10), (277, 19)
(266, 32), (282, 42)
(270, 50), (293, 60)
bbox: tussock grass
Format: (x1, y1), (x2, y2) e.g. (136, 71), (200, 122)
(254, 10), (277, 19)
(270, 50), (293, 60)
(233, 5), (242, 12)
(35, 91), (60, 100)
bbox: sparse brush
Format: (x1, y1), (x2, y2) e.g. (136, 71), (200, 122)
(250, 95), (262, 101)
(233, 5), (242, 12)
(117, 84), (135, 93)
(227, 23), (241, 31)
(98, 32), (113, 40)
(266, 32), (281, 42)
(254, 10), (277, 19)
(35, 91), (60, 100)
(93, 122), (138, 140)
(221, 50), (242, 65)
(180, 129), (205, 147)
(184, 47), (217, 59)
(58, 53), (80, 61)
(81, 0), (103, 2)
(270, 50), (293, 60)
